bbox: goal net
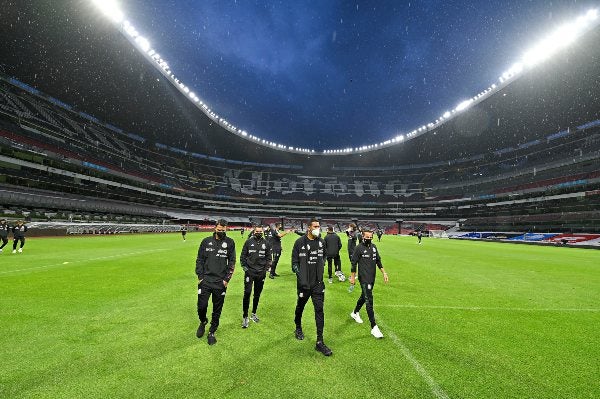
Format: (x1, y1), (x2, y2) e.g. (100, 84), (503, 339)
(428, 230), (449, 239)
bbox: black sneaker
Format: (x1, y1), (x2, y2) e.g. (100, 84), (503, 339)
(207, 332), (217, 345)
(269, 274), (275, 279)
(196, 321), (208, 338)
(294, 328), (304, 340)
(272, 273), (280, 277)
(315, 341), (332, 356)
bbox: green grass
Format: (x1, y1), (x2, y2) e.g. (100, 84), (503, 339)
(1, 233), (599, 398)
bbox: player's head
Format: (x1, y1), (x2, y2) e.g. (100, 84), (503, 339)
(308, 217), (320, 237)
(349, 223), (356, 230)
(17, 220), (23, 225)
(362, 229), (373, 243)
(327, 225), (333, 233)
(0, 219), (5, 224)
(214, 219), (228, 238)
(253, 225), (263, 238)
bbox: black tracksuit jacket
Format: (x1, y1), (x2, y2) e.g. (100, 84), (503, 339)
(195, 233), (236, 288)
(351, 242), (383, 284)
(0, 223), (9, 238)
(291, 234), (325, 290)
(324, 232), (342, 257)
(12, 225), (28, 238)
(240, 236), (272, 276)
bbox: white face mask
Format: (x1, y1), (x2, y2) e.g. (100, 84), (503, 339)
(311, 228), (321, 237)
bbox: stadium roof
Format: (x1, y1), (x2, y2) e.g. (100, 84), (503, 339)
(1, 2), (599, 171)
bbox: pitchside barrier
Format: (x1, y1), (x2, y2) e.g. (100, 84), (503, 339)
(14, 222), (184, 237)
(448, 231), (600, 248)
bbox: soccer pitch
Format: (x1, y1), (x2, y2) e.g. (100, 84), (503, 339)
(2, 233), (599, 398)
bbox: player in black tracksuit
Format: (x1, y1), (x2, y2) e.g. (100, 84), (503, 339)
(268, 223), (289, 279)
(181, 225), (187, 241)
(240, 226), (272, 328)
(0, 219), (9, 252)
(291, 218), (332, 356)
(195, 220), (236, 345)
(345, 223), (362, 263)
(323, 226), (343, 283)
(12, 221), (28, 253)
(349, 230), (389, 339)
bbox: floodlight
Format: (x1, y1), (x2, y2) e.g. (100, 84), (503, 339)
(586, 9), (598, 20)
(92, 0), (124, 23)
(135, 36), (150, 52)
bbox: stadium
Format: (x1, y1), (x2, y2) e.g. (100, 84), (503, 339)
(1, 1), (599, 398)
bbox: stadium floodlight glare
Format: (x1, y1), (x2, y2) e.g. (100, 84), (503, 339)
(455, 99), (473, 112)
(92, 0), (124, 23)
(135, 36), (151, 52)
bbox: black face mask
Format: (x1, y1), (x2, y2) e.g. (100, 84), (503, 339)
(216, 231), (226, 239)
(254, 233), (263, 240)
(364, 239), (372, 246)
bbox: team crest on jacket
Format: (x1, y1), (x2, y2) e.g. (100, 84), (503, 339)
(318, 241), (323, 247)
(262, 244), (266, 249)
(222, 242), (227, 248)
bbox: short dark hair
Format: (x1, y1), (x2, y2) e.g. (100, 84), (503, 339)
(327, 225), (333, 232)
(215, 219), (228, 227)
(309, 217), (319, 225)
(362, 229), (373, 235)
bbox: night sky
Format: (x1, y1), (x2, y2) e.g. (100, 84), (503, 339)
(9, 1), (600, 151)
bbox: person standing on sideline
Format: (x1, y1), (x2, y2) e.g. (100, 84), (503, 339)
(0, 219), (9, 253)
(349, 230), (389, 339)
(181, 225), (187, 241)
(345, 223), (360, 263)
(376, 229), (383, 242)
(291, 218), (332, 356)
(268, 222), (290, 279)
(417, 230), (423, 244)
(240, 225), (272, 328)
(195, 219), (236, 345)
(12, 220), (27, 253)
(323, 226), (343, 283)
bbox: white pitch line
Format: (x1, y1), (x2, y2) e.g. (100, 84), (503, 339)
(0, 248), (169, 275)
(379, 317), (450, 399)
(379, 304), (600, 313)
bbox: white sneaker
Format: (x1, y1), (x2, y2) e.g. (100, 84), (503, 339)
(371, 325), (384, 339)
(334, 270), (340, 277)
(0, 248), (3, 253)
(328, 278), (333, 284)
(12, 250), (16, 254)
(350, 312), (363, 324)
(18, 248), (22, 253)
(338, 273), (346, 282)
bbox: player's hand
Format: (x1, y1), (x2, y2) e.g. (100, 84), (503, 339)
(349, 275), (355, 285)
(383, 272), (389, 284)
(222, 280), (228, 287)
